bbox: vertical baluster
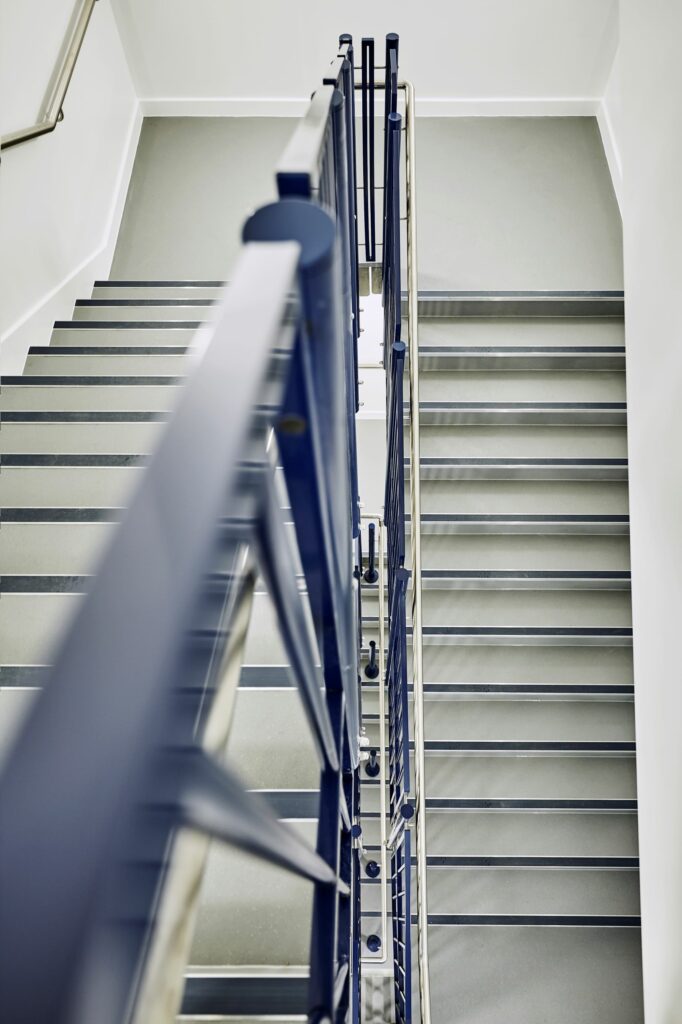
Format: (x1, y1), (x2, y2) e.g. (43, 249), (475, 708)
(361, 38), (375, 262)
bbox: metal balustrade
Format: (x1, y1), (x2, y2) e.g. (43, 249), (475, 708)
(0, 29), (425, 1024)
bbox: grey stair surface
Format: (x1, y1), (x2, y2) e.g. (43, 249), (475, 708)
(397, 296), (642, 1022)
(0, 282), (321, 1020)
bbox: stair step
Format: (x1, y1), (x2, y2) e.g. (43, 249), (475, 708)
(0, 385), (182, 411)
(411, 458), (629, 480)
(415, 368), (626, 405)
(360, 640), (633, 684)
(421, 924), (642, 1024)
(410, 513), (629, 535)
(363, 866), (640, 916)
(0, 422), (164, 455)
(370, 698), (635, 742)
(418, 315), (624, 350)
(51, 325), (199, 346)
(23, 353), (192, 375)
(226, 689), (319, 790)
(0, 467), (143, 506)
(72, 299), (217, 321)
(92, 279), (225, 300)
(417, 479), (629, 515)
(417, 346), (626, 370)
(412, 291), (625, 318)
(189, 822), (315, 968)
(418, 534), (631, 572)
(425, 750), (636, 799)
(416, 426), (626, 460)
(420, 810), (638, 856)
(416, 403), (626, 426)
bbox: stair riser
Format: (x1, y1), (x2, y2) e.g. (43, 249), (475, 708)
(415, 371), (626, 404)
(72, 303), (217, 322)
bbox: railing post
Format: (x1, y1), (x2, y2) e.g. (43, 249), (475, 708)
(339, 36), (361, 410)
(361, 37), (376, 262)
(331, 87), (361, 539)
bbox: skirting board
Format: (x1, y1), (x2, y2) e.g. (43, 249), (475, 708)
(0, 104), (143, 375)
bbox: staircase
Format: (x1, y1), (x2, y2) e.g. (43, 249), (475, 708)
(0, 280), (646, 1023)
(364, 291), (643, 1022)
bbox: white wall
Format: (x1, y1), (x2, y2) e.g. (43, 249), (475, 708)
(0, 0), (141, 373)
(112, 0), (618, 115)
(603, 5), (682, 1021)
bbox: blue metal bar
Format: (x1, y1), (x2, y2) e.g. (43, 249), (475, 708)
(308, 689), (345, 1021)
(383, 112), (402, 369)
(339, 36), (361, 407)
(331, 87), (360, 539)
(361, 37), (375, 261)
(255, 461), (339, 772)
(176, 748), (340, 888)
(382, 34), (399, 281)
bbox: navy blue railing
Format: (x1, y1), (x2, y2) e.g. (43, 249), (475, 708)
(0, 39), (364, 1024)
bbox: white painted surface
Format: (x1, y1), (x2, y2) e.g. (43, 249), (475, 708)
(112, 0), (618, 110)
(603, 5), (682, 1021)
(0, 0), (140, 373)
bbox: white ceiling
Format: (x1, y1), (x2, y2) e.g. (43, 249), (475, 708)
(112, 0), (619, 107)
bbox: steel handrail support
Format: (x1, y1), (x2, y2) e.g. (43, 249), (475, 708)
(360, 514), (388, 966)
